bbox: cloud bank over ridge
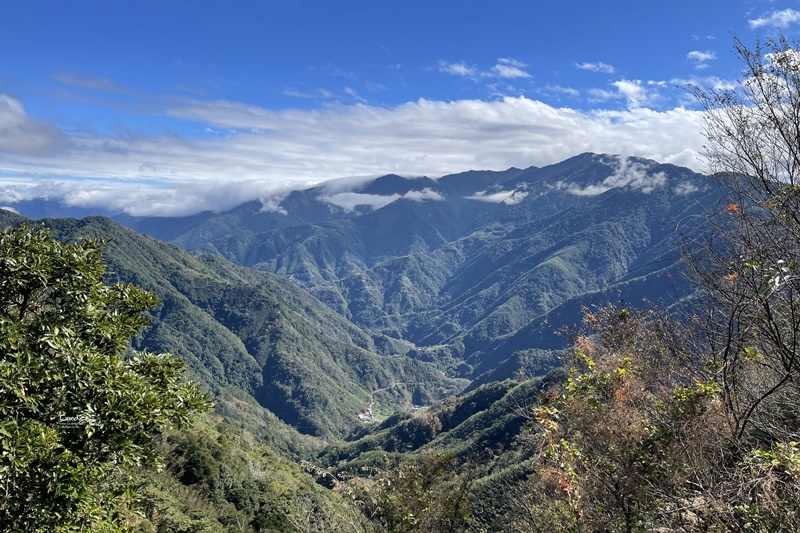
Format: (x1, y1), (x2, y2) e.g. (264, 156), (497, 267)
(0, 92), (706, 216)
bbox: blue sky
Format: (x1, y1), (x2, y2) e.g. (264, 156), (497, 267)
(2, 0), (800, 215)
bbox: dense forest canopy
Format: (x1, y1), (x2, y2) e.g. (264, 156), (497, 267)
(0, 225), (211, 530)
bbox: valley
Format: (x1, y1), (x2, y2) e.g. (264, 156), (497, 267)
(4, 154), (720, 442)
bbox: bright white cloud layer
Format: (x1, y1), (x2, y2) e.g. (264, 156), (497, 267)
(490, 58), (531, 79)
(0, 95), (64, 156)
(318, 187), (444, 212)
(687, 50), (717, 69)
(438, 58), (532, 80)
(467, 188), (529, 205)
(749, 8), (800, 29)
(555, 156), (669, 196)
(320, 192), (401, 212)
(576, 62), (616, 74)
(0, 92), (707, 216)
(438, 61), (477, 77)
(403, 188), (444, 202)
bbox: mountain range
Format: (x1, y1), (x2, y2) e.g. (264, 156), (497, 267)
(114, 153), (720, 380)
(0, 210), (463, 444)
(4, 152), (722, 437)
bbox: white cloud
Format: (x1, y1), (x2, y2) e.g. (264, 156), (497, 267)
(344, 86), (367, 103)
(259, 186), (304, 215)
(320, 192), (401, 212)
(669, 75), (736, 92)
(318, 174), (385, 195)
(612, 80), (653, 109)
(687, 50), (717, 70)
(316, 183), (445, 209)
(403, 188), (444, 202)
(283, 87), (334, 99)
(555, 182), (612, 196)
(709, 77), (737, 91)
(588, 88), (617, 102)
(260, 196), (288, 215)
(556, 156), (669, 196)
(490, 58), (531, 79)
(438, 61), (477, 77)
(588, 80), (658, 108)
(467, 188), (529, 205)
(767, 48), (800, 71)
(68, 179), (308, 217)
(576, 62), (616, 74)
(0, 95), (64, 156)
(51, 69), (127, 92)
(687, 50), (716, 63)
(441, 58), (531, 80)
(540, 84), (580, 97)
(749, 8), (800, 29)
(674, 182), (699, 195)
(603, 158), (667, 192)
(0, 178), (70, 204)
(0, 91), (708, 216)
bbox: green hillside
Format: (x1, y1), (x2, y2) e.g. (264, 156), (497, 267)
(118, 155), (716, 384)
(0, 212), (463, 442)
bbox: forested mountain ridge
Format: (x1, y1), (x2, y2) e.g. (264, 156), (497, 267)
(4, 154), (720, 384)
(91, 153), (718, 381)
(114, 165), (531, 250)
(0, 211), (462, 443)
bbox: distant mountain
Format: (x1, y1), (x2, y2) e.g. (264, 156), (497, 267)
(101, 167), (521, 250)
(116, 154), (715, 380)
(4, 153), (721, 385)
(0, 198), (122, 220)
(0, 211), (462, 441)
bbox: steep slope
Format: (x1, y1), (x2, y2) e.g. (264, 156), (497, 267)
(422, 174), (713, 345)
(136, 417), (366, 532)
(0, 212), (462, 440)
(300, 156), (717, 377)
(81, 153), (720, 383)
(315, 374), (566, 530)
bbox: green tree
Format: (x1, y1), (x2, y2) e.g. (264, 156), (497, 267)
(352, 452), (473, 533)
(0, 224), (211, 532)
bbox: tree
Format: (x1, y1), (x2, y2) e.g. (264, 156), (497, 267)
(0, 224), (211, 531)
(528, 37), (800, 531)
(527, 37), (800, 532)
(681, 35), (800, 529)
(691, 36), (800, 443)
(531, 304), (735, 532)
(351, 452), (473, 533)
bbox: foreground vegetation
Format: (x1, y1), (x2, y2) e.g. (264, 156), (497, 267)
(0, 225), (211, 530)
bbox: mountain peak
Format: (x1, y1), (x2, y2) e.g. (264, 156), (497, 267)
(358, 174), (438, 196)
